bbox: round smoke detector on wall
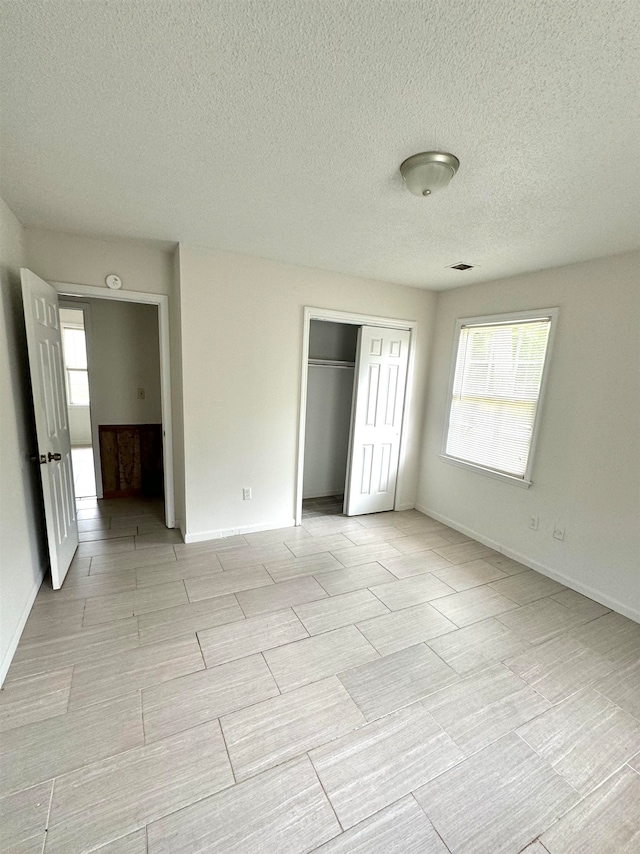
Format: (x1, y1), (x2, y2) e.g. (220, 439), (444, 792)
(105, 274), (122, 290)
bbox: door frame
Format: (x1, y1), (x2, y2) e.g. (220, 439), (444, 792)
(295, 307), (417, 526)
(51, 282), (175, 529)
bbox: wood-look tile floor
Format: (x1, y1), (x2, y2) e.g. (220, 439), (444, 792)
(2, 496), (639, 854)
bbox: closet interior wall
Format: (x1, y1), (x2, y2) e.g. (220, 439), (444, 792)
(302, 320), (358, 500)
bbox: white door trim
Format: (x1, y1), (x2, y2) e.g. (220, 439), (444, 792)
(296, 307), (417, 526)
(51, 282), (175, 529)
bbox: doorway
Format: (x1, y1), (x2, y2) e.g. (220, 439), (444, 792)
(54, 282), (175, 529)
(296, 307), (416, 526)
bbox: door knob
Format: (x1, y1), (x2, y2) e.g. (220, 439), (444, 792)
(48, 452), (62, 462)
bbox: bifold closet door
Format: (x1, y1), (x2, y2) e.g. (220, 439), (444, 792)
(344, 326), (410, 516)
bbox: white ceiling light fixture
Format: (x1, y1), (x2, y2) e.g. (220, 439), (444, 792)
(400, 151), (460, 197)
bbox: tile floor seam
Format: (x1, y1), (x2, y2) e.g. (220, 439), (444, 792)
(306, 751), (345, 835)
(40, 777), (56, 854)
(217, 716), (238, 786)
(409, 792), (454, 854)
(259, 651), (282, 695)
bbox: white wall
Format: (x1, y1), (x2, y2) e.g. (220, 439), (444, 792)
(0, 199), (47, 684)
(178, 245), (436, 539)
(417, 252), (640, 620)
(25, 227), (175, 295)
(67, 406), (92, 445)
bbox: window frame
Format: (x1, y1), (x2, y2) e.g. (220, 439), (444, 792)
(60, 320), (90, 407)
(439, 307), (559, 488)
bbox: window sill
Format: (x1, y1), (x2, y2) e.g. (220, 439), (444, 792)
(438, 454), (532, 488)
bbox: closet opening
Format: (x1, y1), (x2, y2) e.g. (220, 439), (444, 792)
(296, 308), (416, 526)
(302, 320), (358, 505)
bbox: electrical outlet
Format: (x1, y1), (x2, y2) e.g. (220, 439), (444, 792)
(529, 516), (539, 531)
(553, 525), (565, 541)
(243, 487), (252, 500)
(137, 387), (145, 399)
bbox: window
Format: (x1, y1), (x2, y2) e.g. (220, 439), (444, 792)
(441, 309), (558, 486)
(61, 324), (90, 405)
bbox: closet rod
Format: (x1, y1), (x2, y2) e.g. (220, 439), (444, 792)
(308, 358), (355, 369)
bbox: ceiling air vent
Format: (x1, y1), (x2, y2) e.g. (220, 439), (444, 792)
(449, 263), (474, 271)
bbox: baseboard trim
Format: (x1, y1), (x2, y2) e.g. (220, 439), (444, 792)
(0, 567), (45, 687)
(184, 517), (297, 544)
(395, 502), (416, 512)
(416, 504), (639, 624)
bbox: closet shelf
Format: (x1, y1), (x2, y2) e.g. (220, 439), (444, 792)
(308, 358), (355, 369)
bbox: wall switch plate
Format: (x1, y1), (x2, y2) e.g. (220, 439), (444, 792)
(529, 516), (539, 531)
(137, 387), (145, 399)
(553, 525), (565, 541)
(243, 487), (252, 500)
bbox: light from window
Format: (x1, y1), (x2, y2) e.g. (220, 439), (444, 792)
(62, 325), (90, 405)
(442, 310), (557, 484)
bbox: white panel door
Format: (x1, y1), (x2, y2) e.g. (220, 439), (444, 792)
(344, 326), (411, 515)
(21, 268), (78, 588)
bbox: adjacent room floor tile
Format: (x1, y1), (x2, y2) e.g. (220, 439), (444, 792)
(426, 618), (532, 676)
(142, 653), (279, 743)
(36, 570), (137, 602)
(146, 756), (340, 854)
(21, 598), (86, 640)
(293, 588), (389, 634)
(430, 586), (519, 627)
(357, 602), (457, 656)
(89, 545), (177, 574)
(135, 553), (223, 587)
(369, 573), (455, 610)
(134, 529), (183, 549)
(312, 794), (449, 854)
(221, 676), (365, 780)
(567, 612), (640, 666)
(541, 765), (640, 854)
(197, 607), (308, 667)
(310, 704), (463, 829)
(483, 554), (530, 575)
(433, 541), (500, 565)
(5, 618), (139, 682)
(264, 624), (379, 692)
(236, 575), (328, 617)
(431, 559), (509, 591)
(387, 533), (451, 554)
(284, 532), (352, 557)
(496, 598), (594, 645)
(414, 732), (578, 854)
(423, 663), (551, 755)
(550, 588), (610, 620)
(343, 526), (411, 546)
(505, 635), (616, 703)
(517, 688), (640, 794)
(331, 542), (402, 568)
(45, 720), (234, 854)
(244, 525), (312, 548)
(379, 550), (454, 578)
(339, 643), (460, 721)
(138, 594), (244, 646)
(77, 537), (135, 557)
(69, 635), (204, 710)
(264, 551), (344, 583)
(184, 565), (273, 601)
(0, 693), (143, 797)
(82, 581), (189, 626)
(489, 570), (566, 605)
(594, 659), (640, 720)
(0, 668), (73, 732)
(92, 829), (147, 853)
(173, 536), (248, 560)
(217, 543), (293, 571)
(314, 561), (396, 595)
(0, 781), (52, 854)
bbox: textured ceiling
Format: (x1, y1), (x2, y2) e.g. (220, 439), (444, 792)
(1, 1), (639, 290)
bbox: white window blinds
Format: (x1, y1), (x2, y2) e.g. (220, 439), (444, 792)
(444, 315), (553, 480)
